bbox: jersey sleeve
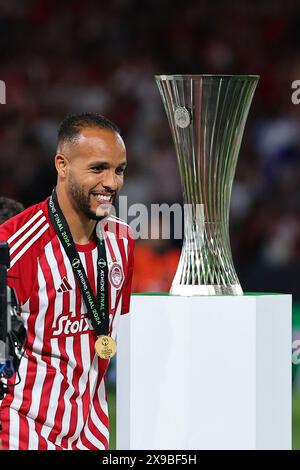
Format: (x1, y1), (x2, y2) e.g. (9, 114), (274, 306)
(121, 228), (135, 315)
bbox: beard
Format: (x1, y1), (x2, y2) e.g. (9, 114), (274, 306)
(68, 173), (116, 221)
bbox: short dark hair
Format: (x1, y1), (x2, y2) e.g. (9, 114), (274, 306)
(0, 197), (25, 224)
(57, 112), (121, 147)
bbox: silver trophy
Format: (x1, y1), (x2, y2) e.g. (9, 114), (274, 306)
(155, 75), (259, 295)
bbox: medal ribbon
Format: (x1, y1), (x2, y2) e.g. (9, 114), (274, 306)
(48, 189), (109, 337)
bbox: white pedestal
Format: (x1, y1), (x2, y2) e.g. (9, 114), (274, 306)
(116, 294), (292, 450)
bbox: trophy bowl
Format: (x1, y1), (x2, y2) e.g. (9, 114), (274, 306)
(155, 74), (259, 296)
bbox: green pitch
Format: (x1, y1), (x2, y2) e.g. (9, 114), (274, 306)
(293, 393), (300, 449)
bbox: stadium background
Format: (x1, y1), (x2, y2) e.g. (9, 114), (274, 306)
(0, 0), (299, 449)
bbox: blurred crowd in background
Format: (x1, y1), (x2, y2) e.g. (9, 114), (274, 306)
(0, 0), (300, 302)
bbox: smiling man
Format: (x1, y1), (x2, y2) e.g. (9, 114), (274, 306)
(0, 113), (134, 450)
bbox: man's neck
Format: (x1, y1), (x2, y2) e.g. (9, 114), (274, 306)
(55, 186), (97, 245)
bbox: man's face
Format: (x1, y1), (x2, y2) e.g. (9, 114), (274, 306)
(61, 127), (127, 220)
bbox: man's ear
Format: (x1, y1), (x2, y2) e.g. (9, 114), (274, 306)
(55, 153), (69, 178)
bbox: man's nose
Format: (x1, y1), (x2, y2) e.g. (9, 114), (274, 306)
(102, 170), (119, 191)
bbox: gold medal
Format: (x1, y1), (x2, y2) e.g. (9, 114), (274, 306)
(95, 335), (117, 359)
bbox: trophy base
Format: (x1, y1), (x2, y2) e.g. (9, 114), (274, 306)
(169, 284), (243, 296)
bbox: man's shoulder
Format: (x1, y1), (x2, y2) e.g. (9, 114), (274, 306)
(0, 198), (50, 239)
(0, 198), (53, 267)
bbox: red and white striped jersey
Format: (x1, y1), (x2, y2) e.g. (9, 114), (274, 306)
(0, 197), (134, 450)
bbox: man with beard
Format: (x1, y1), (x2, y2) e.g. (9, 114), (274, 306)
(0, 113), (134, 450)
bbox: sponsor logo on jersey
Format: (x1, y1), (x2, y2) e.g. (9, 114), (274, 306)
(109, 262), (124, 289)
(52, 313), (94, 337)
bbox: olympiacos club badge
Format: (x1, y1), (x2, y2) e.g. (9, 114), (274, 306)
(109, 263), (124, 289)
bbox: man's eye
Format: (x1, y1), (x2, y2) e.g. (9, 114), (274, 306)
(91, 167), (103, 172)
(116, 168), (125, 175)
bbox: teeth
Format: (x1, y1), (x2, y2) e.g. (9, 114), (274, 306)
(95, 194), (111, 202)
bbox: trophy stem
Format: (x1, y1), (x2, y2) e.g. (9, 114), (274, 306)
(155, 75), (259, 296)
